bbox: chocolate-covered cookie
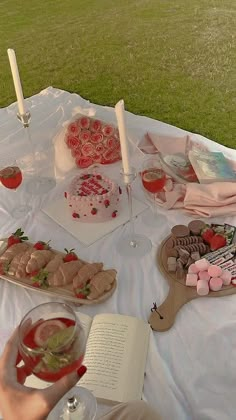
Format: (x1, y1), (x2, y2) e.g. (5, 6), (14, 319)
(188, 220), (206, 236)
(171, 225), (190, 238)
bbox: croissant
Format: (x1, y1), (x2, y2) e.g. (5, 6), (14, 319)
(45, 254), (64, 273)
(15, 247), (35, 279)
(26, 250), (54, 274)
(0, 243), (29, 264)
(87, 269), (116, 300)
(48, 260), (84, 287)
(73, 263), (103, 289)
(8, 251), (27, 276)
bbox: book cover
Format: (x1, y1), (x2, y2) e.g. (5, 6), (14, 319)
(159, 152), (199, 184)
(188, 150), (236, 184)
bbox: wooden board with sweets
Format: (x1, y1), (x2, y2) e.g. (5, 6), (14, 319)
(0, 230), (117, 305)
(149, 220), (236, 332)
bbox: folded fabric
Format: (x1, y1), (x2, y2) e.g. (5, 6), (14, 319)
(184, 182), (236, 217)
(139, 132), (208, 156)
(154, 181), (236, 217)
(139, 132), (236, 217)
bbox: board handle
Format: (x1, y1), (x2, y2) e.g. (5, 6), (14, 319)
(148, 282), (190, 331)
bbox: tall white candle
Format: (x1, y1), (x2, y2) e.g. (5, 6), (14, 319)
(7, 48), (26, 116)
(115, 99), (131, 181)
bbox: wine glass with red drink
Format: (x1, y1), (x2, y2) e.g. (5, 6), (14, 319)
(18, 302), (97, 420)
(141, 157), (167, 226)
(0, 157), (32, 219)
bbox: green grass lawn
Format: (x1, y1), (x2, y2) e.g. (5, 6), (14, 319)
(0, 0), (235, 147)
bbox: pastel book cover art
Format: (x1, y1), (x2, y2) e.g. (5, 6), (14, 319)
(65, 171), (122, 222)
(188, 150), (236, 183)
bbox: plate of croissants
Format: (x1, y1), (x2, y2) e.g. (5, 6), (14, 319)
(0, 228), (117, 305)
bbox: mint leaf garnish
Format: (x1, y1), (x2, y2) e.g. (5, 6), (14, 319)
(47, 326), (74, 351)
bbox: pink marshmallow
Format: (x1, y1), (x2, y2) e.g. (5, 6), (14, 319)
(198, 271), (210, 282)
(186, 273), (198, 287)
(195, 258), (210, 272)
(208, 265), (222, 278)
(197, 279), (209, 296)
(188, 263), (199, 274)
(221, 270), (232, 286)
(209, 277), (223, 292)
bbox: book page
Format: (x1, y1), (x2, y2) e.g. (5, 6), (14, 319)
(79, 313), (150, 403)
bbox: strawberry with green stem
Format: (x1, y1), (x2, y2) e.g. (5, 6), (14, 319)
(63, 248), (78, 262)
(31, 270), (49, 288)
(0, 261), (10, 275)
(7, 228), (28, 248)
(74, 283), (91, 299)
(33, 240), (51, 250)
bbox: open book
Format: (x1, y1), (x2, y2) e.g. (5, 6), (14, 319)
(24, 312), (150, 404)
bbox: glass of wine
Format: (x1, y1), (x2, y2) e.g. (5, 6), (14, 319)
(0, 156), (32, 219)
(18, 302), (97, 420)
(141, 156), (167, 227)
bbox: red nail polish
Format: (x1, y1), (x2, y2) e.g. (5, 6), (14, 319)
(77, 365), (87, 378)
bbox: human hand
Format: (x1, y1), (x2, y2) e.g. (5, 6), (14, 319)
(0, 327), (87, 420)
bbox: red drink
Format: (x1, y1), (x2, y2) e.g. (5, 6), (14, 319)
(0, 166), (22, 189)
(21, 317), (84, 382)
(142, 168), (166, 193)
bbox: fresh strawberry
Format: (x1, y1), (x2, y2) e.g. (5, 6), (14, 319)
(0, 166), (22, 189)
(7, 228), (28, 248)
(104, 199), (110, 208)
(33, 240), (51, 250)
(32, 282), (41, 288)
(201, 225), (214, 244)
(91, 208), (97, 215)
(112, 210), (118, 218)
(210, 234), (227, 251)
(76, 292), (87, 299)
(74, 283), (90, 299)
(31, 270), (49, 288)
(29, 270), (39, 277)
(0, 262), (9, 275)
(63, 248), (78, 262)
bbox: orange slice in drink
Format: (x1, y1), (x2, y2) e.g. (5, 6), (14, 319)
(142, 170), (163, 182)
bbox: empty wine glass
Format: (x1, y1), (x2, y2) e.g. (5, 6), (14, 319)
(116, 168), (152, 258)
(18, 302), (97, 420)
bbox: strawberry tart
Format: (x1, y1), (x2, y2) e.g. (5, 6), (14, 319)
(65, 172), (122, 222)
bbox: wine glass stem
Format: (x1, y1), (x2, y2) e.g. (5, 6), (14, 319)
(126, 183), (137, 248)
(152, 193), (157, 217)
(24, 125), (38, 177)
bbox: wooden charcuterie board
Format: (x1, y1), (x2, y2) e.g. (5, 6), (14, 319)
(149, 235), (236, 332)
(0, 239), (117, 305)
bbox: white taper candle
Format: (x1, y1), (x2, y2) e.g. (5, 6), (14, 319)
(7, 48), (26, 116)
(115, 99), (131, 182)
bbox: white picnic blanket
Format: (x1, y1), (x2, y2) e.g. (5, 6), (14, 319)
(0, 87), (236, 420)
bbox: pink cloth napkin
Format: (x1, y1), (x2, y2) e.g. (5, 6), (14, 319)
(139, 132), (236, 218)
(184, 182), (236, 217)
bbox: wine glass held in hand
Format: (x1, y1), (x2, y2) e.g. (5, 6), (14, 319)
(18, 302), (97, 420)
